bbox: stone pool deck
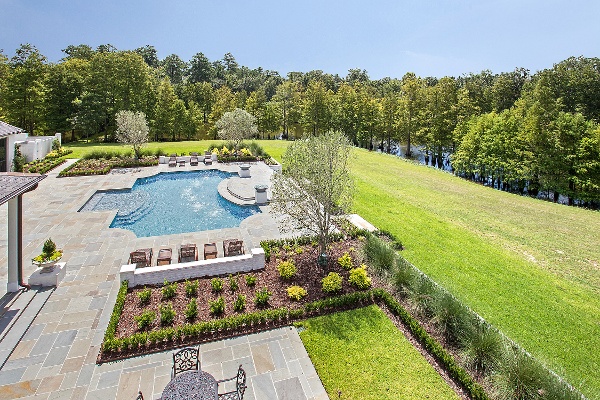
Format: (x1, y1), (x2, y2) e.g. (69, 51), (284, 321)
(0, 160), (328, 399)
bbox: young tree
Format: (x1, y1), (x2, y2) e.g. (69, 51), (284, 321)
(215, 108), (257, 150)
(271, 130), (354, 261)
(115, 110), (149, 159)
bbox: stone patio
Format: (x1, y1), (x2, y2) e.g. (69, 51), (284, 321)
(0, 160), (328, 399)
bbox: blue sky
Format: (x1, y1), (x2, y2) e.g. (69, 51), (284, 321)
(1, 0), (598, 79)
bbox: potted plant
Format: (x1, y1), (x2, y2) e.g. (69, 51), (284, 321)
(32, 238), (63, 271)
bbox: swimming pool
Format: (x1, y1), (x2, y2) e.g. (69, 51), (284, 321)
(81, 170), (260, 237)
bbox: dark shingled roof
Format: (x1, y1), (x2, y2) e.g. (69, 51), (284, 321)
(0, 121), (24, 138)
(0, 173), (46, 205)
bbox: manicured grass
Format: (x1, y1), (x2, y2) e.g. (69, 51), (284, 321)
(63, 139), (289, 160)
(297, 305), (459, 400)
(348, 149), (600, 397)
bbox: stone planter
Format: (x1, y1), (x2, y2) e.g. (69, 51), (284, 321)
(33, 256), (62, 273)
(239, 164), (251, 178)
(255, 184), (269, 205)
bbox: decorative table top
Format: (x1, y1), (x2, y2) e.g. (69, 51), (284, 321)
(161, 370), (218, 400)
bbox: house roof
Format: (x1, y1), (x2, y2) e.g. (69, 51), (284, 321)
(0, 173), (46, 205)
(0, 121), (24, 138)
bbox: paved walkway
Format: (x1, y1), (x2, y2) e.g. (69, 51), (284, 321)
(0, 160), (328, 399)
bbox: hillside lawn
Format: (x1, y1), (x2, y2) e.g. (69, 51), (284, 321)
(65, 140), (600, 396)
(297, 305), (459, 399)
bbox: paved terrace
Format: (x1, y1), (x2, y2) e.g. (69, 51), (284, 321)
(0, 160), (328, 399)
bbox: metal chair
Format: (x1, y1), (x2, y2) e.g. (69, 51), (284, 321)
(217, 365), (246, 399)
(135, 391), (144, 400)
(172, 346), (200, 378)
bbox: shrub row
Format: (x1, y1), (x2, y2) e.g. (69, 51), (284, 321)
(21, 149), (73, 173)
(59, 156), (158, 177)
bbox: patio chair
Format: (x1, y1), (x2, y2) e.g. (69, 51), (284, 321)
(190, 152), (199, 166)
(172, 346), (200, 378)
(178, 244), (198, 263)
(217, 365), (246, 400)
(129, 248), (153, 268)
(135, 391), (144, 400)
(223, 239), (244, 257)
(168, 154), (177, 167)
(204, 155), (213, 165)
(157, 247), (172, 266)
(204, 242), (218, 260)
(178, 156), (186, 167)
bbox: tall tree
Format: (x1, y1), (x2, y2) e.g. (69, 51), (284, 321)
(398, 73), (423, 157)
(215, 108), (257, 150)
(161, 54), (187, 85)
(209, 85), (236, 137)
(153, 78), (178, 141)
(115, 110), (149, 159)
(188, 52), (213, 83)
(302, 80), (333, 136)
(3, 44), (47, 134)
(134, 45), (159, 68)
(61, 44), (94, 60)
(273, 81), (301, 139)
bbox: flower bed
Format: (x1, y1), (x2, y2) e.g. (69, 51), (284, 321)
(59, 156), (158, 177)
(22, 149), (73, 174)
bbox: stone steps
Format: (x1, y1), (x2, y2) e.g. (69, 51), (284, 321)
(0, 286), (55, 369)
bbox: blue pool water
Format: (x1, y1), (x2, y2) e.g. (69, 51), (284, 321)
(83, 170), (260, 237)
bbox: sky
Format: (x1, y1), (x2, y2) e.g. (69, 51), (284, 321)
(1, 0), (599, 79)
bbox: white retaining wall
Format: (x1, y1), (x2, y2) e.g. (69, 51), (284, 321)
(120, 247), (265, 288)
(17, 133), (61, 162)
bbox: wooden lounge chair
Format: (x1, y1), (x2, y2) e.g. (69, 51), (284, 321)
(168, 154), (177, 167)
(129, 248), (153, 268)
(204, 242), (218, 260)
(190, 152), (199, 166)
(217, 365), (246, 399)
(157, 247), (172, 266)
(223, 239), (244, 257)
(178, 156), (186, 167)
(172, 346), (200, 378)
(178, 244), (198, 263)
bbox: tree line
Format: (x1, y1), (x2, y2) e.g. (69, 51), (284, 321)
(0, 43), (599, 204)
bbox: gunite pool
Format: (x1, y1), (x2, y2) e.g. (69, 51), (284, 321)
(80, 170), (260, 237)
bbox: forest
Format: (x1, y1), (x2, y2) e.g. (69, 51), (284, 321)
(1, 43), (599, 205)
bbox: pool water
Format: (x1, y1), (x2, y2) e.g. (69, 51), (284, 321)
(83, 170), (260, 237)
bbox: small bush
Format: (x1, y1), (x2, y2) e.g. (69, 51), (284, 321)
(134, 310), (155, 330)
(463, 322), (505, 375)
(362, 233), (396, 274)
(409, 276), (441, 318)
(254, 287), (272, 307)
(211, 278), (224, 292)
(321, 272), (343, 294)
(137, 288), (152, 304)
(185, 280), (198, 297)
(243, 274), (258, 287)
(228, 274), (239, 292)
(162, 279), (177, 299)
(185, 298), (198, 320)
(433, 293), (476, 347)
(349, 265), (372, 290)
(159, 303), (176, 325)
(233, 294), (246, 312)
(277, 260), (297, 280)
(338, 252), (354, 270)
(287, 286), (308, 301)
(209, 296), (225, 315)
(393, 258), (419, 294)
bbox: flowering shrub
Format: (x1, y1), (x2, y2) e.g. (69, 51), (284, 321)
(58, 156), (158, 177)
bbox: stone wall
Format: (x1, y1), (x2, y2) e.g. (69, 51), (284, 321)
(120, 247), (265, 288)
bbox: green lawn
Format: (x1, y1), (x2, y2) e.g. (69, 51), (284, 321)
(297, 305), (459, 400)
(64, 140), (600, 396)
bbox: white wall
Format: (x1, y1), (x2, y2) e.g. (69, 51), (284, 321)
(120, 247), (265, 288)
(6, 133), (28, 171)
(15, 133), (61, 164)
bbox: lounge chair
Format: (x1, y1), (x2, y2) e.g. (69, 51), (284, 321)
(178, 156), (186, 167)
(178, 244), (198, 263)
(204, 154), (213, 165)
(168, 154), (177, 167)
(190, 152), (199, 166)
(129, 248), (153, 267)
(223, 239), (244, 257)
(157, 247), (172, 266)
(204, 242), (218, 260)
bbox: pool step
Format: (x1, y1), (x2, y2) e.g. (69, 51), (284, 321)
(113, 200), (154, 226)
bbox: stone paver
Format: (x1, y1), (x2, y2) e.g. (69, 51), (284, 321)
(0, 161), (328, 399)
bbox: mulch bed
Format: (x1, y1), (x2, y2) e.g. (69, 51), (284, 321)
(116, 239), (364, 339)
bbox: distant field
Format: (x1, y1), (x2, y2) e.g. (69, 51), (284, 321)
(65, 140), (600, 396)
(298, 305), (458, 400)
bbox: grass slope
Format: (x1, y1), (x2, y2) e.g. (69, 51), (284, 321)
(297, 305), (459, 400)
(349, 149), (600, 397)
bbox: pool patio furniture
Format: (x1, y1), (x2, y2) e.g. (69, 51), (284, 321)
(190, 152), (199, 166)
(178, 244), (198, 263)
(129, 248), (153, 268)
(162, 370), (217, 400)
(223, 239), (244, 257)
(135, 391), (144, 400)
(157, 248), (172, 266)
(172, 346), (200, 378)
(178, 157), (186, 167)
(217, 365), (246, 399)
(168, 155), (177, 167)
(204, 242), (218, 260)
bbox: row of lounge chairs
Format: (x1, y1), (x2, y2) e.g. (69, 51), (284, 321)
(129, 240), (245, 268)
(168, 152), (214, 167)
